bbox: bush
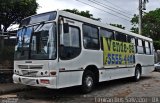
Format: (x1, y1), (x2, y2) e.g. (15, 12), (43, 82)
(153, 41), (160, 51)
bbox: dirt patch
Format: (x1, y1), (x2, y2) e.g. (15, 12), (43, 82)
(154, 80), (160, 82)
(142, 84), (151, 88)
(113, 89), (132, 97)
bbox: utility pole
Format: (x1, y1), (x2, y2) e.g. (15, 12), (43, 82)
(139, 0), (148, 35)
(139, 0), (142, 35)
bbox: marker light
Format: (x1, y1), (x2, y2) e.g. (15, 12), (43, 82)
(50, 71), (56, 76)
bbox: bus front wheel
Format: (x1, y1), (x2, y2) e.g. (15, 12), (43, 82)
(81, 70), (95, 93)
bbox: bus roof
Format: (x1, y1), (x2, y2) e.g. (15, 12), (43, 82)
(21, 10), (152, 42)
(57, 10), (152, 42)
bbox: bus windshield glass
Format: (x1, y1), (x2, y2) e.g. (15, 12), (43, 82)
(20, 11), (57, 27)
(14, 22), (56, 60)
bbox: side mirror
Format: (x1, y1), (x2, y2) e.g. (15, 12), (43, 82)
(63, 23), (69, 33)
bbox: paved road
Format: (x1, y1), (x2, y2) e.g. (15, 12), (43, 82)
(0, 71), (160, 103)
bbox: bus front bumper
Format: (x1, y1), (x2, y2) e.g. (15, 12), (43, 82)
(13, 74), (57, 89)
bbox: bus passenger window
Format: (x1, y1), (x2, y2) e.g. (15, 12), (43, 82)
(100, 29), (114, 39)
(60, 26), (81, 60)
(145, 41), (151, 55)
(83, 24), (100, 50)
(128, 36), (137, 53)
(127, 35), (131, 43)
(114, 32), (126, 42)
(142, 40), (146, 54)
(100, 28), (114, 50)
(63, 27), (80, 48)
(137, 39), (144, 54)
(150, 42), (153, 55)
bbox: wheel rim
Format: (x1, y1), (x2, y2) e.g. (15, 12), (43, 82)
(85, 76), (93, 87)
(136, 69), (140, 80)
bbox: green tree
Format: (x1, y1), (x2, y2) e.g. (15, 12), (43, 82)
(130, 14), (139, 34)
(63, 9), (101, 21)
(130, 8), (160, 50)
(0, 0), (38, 31)
(110, 23), (125, 29)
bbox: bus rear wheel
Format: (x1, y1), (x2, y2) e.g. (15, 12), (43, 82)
(81, 70), (95, 93)
(133, 67), (141, 81)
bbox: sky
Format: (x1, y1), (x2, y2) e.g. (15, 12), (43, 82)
(10, 0), (160, 31)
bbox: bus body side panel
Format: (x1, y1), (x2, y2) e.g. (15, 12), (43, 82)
(135, 54), (154, 75)
(57, 50), (103, 88)
(99, 67), (135, 82)
(99, 36), (136, 82)
(56, 19), (103, 88)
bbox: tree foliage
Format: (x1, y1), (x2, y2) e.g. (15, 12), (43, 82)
(0, 0), (38, 31)
(130, 14), (139, 34)
(110, 23), (125, 29)
(130, 8), (160, 50)
(63, 9), (101, 21)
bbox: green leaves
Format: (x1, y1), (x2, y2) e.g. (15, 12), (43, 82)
(110, 24), (125, 29)
(63, 9), (101, 21)
(0, 0), (38, 31)
(131, 8), (160, 50)
(154, 41), (160, 51)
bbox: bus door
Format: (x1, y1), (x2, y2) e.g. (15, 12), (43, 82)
(57, 18), (83, 88)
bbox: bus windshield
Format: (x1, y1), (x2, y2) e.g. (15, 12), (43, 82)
(14, 22), (56, 60)
(20, 11), (57, 27)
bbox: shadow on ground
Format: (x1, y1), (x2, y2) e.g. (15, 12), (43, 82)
(16, 76), (152, 100)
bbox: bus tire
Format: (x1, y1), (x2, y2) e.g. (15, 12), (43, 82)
(81, 70), (95, 93)
(133, 66), (141, 82)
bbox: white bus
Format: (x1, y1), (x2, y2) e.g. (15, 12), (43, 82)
(13, 10), (154, 93)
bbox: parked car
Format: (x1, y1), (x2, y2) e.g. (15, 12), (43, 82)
(154, 62), (160, 71)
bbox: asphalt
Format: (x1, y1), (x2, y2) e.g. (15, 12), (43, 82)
(0, 83), (29, 95)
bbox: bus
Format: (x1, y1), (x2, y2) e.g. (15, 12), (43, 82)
(13, 10), (154, 93)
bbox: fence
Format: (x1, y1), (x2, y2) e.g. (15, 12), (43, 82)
(0, 32), (16, 83)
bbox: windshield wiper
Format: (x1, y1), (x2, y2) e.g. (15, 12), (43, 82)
(34, 21), (45, 32)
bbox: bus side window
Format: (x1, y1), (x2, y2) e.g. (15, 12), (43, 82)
(60, 26), (81, 60)
(145, 41), (150, 55)
(83, 24), (100, 50)
(127, 35), (131, 43)
(128, 36), (137, 53)
(100, 28), (114, 50)
(137, 39), (144, 54)
(149, 42), (153, 55)
(149, 42), (152, 55)
(142, 40), (146, 54)
(100, 28), (114, 39)
(114, 32), (126, 42)
(135, 38), (138, 53)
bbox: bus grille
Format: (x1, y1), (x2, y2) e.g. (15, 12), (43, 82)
(18, 65), (43, 69)
(21, 70), (38, 77)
